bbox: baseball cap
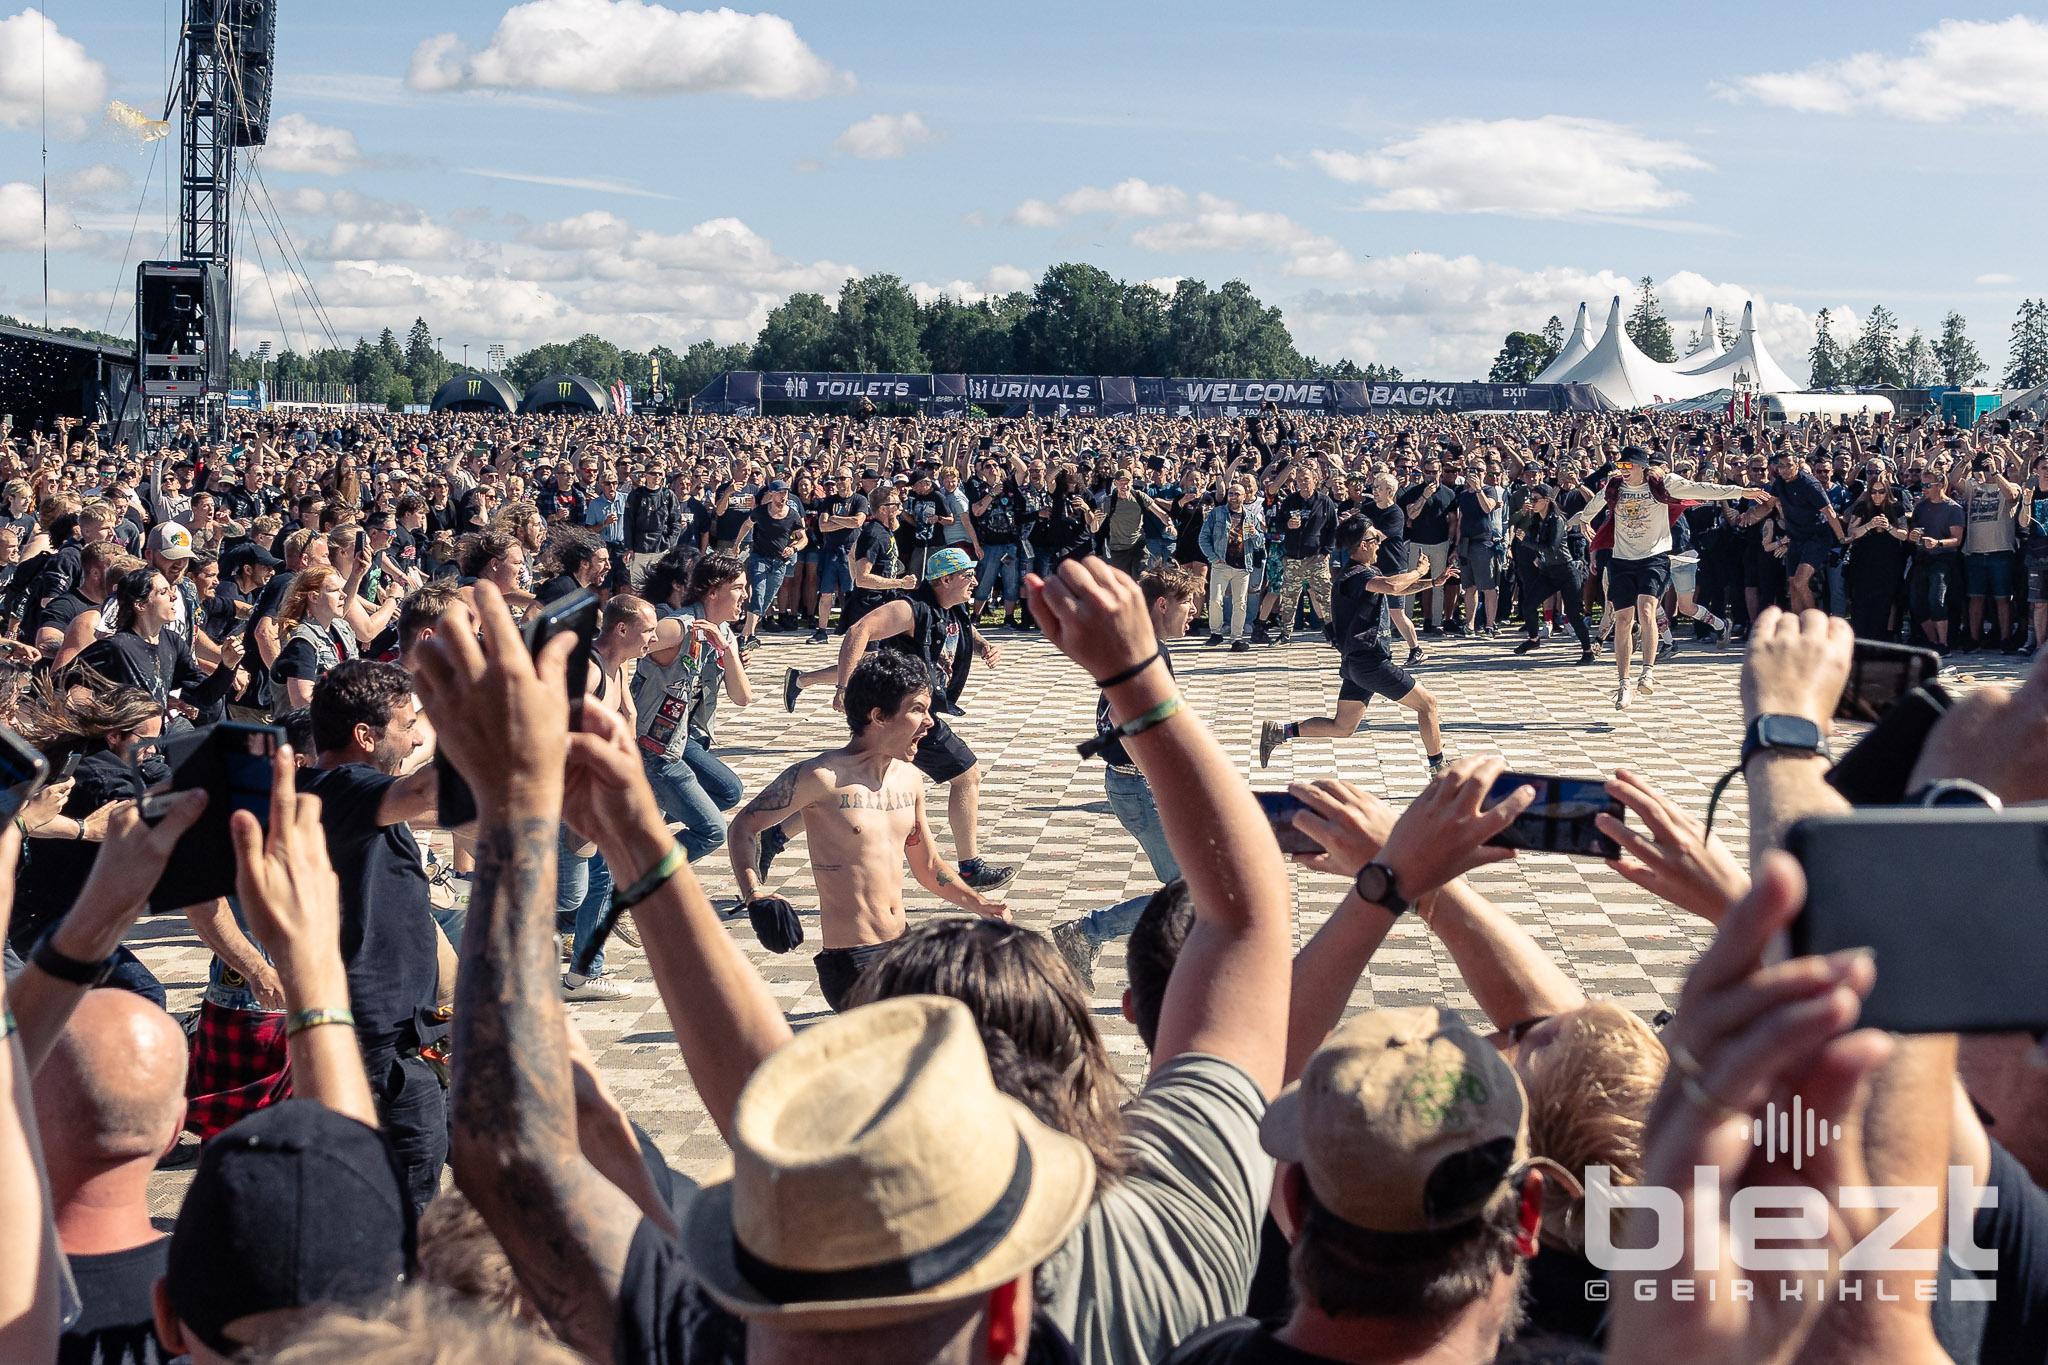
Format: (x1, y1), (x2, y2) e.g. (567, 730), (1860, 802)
(221, 542), (284, 573)
(165, 1099), (415, 1356)
(924, 547), (974, 582)
(859, 467), (881, 480)
(147, 523), (195, 560)
(1260, 1006), (1530, 1234)
(765, 479), (790, 493)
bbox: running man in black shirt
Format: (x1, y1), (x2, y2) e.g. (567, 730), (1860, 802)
(1258, 516), (1458, 777)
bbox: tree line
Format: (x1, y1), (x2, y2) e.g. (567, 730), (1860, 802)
(1486, 277), (2048, 391)
(221, 264), (1398, 410)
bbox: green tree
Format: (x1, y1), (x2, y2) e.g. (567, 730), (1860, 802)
(2004, 299), (2048, 389)
(1625, 276), (1676, 362)
(829, 274), (926, 373)
(1933, 311), (1986, 386)
(1807, 308), (1848, 388)
(384, 374), (414, 410)
(750, 292), (836, 371)
(1898, 330), (1934, 387)
(376, 327), (405, 372)
(1849, 305), (1903, 387)
(671, 338), (753, 399)
(1017, 262), (1129, 374)
(918, 296), (1018, 374)
(1541, 314), (1565, 357)
(1488, 332), (1551, 384)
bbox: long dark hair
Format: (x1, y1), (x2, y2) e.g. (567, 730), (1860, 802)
(680, 551), (744, 607)
(108, 566), (164, 634)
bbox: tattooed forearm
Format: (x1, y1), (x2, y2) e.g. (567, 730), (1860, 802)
(742, 762), (802, 815)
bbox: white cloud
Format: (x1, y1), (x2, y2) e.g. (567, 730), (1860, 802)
(1726, 17), (2048, 120)
(1977, 273), (2020, 286)
(0, 9), (107, 134)
(1130, 193), (1357, 278)
(909, 264), (1034, 305)
(1008, 178), (1187, 227)
(51, 163), (126, 200)
(1143, 275), (1184, 295)
(0, 178), (97, 254)
(1288, 258), (1817, 381)
(1311, 116), (1707, 219)
(255, 113), (367, 175)
(833, 111), (935, 160)
(457, 167), (676, 199)
(407, 0), (849, 99)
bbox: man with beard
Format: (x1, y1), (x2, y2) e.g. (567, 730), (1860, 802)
(304, 659), (451, 1215)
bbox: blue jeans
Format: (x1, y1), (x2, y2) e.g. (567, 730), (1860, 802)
(1145, 536), (1176, 569)
(974, 542), (1021, 606)
(1105, 766), (1179, 884)
(1071, 893), (1150, 950)
(747, 554), (794, 618)
(644, 738), (745, 862)
(557, 824), (615, 976)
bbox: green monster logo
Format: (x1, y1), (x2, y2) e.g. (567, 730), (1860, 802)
(467, 379), (482, 396)
(558, 381), (572, 399)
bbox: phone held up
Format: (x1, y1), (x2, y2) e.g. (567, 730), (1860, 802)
(0, 723), (51, 822)
(1481, 773), (1623, 859)
(1255, 791), (1324, 855)
(436, 588), (601, 826)
(138, 721), (281, 910)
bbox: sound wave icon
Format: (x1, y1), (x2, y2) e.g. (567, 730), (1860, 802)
(1752, 1096), (1841, 1170)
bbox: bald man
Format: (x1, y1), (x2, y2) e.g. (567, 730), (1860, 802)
(31, 989), (188, 1365)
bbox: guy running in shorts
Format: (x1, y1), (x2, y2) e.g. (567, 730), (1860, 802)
(778, 546), (1016, 892)
(1259, 514), (1458, 777)
(726, 650), (1009, 1012)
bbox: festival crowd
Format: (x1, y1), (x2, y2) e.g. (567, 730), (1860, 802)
(0, 397), (2043, 1365)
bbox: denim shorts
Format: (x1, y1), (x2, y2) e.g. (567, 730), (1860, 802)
(818, 548), (854, 595)
(1965, 551), (2016, 598)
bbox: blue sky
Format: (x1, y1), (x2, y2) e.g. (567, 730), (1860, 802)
(3, 1), (2042, 380)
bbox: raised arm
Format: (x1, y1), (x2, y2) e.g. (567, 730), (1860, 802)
(0, 825), (60, 1364)
(727, 759), (826, 904)
(1026, 557), (1292, 1095)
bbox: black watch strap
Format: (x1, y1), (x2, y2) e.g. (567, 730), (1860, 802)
(1354, 862), (1410, 917)
(30, 930), (115, 987)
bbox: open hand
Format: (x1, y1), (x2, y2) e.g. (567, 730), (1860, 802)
(1739, 607), (1851, 729)
(1024, 557), (1158, 684)
(1599, 769), (1749, 924)
(230, 745), (344, 991)
(1284, 778), (1397, 878)
(1374, 756), (1533, 901)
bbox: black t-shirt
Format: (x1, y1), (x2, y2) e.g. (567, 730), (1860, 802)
(1400, 482), (1458, 544)
(269, 633), (326, 683)
(74, 631), (209, 709)
(1093, 642), (1175, 767)
(1163, 1318), (1345, 1365)
(820, 493), (867, 552)
(1331, 561), (1390, 665)
(748, 505), (804, 559)
(59, 1238), (170, 1365)
(201, 583), (246, 644)
(1361, 502), (1407, 574)
(886, 591), (972, 708)
(903, 488), (946, 544)
(534, 572), (584, 606)
(968, 478), (1025, 545)
(613, 1217), (770, 1365)
(7, 749), (145, 951)
(40, 587), (95, 638)
(845, 519), (905, 622)
(301, 764), (439, 1076)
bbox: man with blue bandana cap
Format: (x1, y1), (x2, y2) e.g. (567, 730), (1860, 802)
(778, 544), (1018, 892)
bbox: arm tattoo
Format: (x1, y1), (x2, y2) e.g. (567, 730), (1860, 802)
(743, 764), (801, 816)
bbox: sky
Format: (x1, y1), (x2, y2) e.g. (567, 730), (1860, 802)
(1, 1), (2043, 382)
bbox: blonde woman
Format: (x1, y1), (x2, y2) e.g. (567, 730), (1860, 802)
(270, 565), (359, 713)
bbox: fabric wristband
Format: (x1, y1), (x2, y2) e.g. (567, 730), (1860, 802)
(0, 1009), (15, 1042)
(613, 840), (686, 914)
(285, 1008), (355, 1037)
(1093, 652), (1162, 690)
(30, 930), (114, 987)
(1076, 695), (1184, 760)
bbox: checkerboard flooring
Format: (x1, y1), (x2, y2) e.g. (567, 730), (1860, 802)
(134, 624), (2032, 1206)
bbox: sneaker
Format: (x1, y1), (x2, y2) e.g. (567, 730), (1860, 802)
(1275, 630), (1291, 646)
(958, 857), (1018, 893)
(1050, 920), (1099, 996)
(1230, 638), (1251, 652)
(1426, 755), (1450, 778)
(1258, 720), (1286, 769)
(1716, 617), (1733, 648)
(612, 922), (641, 949)
(560, 971), (633, 1002)
(1577, 648), (1597, 665)
(1635, 670), (1658, 696)
(782, 667), (802, 713)
(1405, 645), (1425, 666)
(1423, 625), (1443, 637)
(1206, 632), (1224, 647)
(1486, 624), (1501, 638)
(1514, 636), (1541, 655)
(1614, 679), (1634, 711)
(558, 931), (575, 963)
(806, 628), (829, 645)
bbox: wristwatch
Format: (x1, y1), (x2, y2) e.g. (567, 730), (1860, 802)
(1904, 778), (2002, 810)
(1739, 714), (1831, 770)
(30, 929), (117, 988)
(1353, 861), (1411, 916)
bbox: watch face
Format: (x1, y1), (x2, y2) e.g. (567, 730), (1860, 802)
(1760, 715), (1822, 749)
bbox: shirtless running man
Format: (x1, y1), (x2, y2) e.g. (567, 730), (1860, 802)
(727, 649), (1010, 1012)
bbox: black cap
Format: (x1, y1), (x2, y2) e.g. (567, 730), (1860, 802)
(166, 1099), (415, 1357)
(1530, 483), (1556, 500)
(221, 542), (284, 573)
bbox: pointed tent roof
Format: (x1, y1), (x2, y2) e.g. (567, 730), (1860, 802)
(1679, 307), (1724, 370)
(1673, 302), (1799, 394)
(1555, 297), (1718, 408)
(1533, 302), (1596, 383)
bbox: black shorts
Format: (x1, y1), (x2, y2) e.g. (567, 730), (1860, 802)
(912, 717), (977, 785)
(1607, 554), (1671, 605)
(1337, 654), (1416, 706)
(814, 940), (897, 1013)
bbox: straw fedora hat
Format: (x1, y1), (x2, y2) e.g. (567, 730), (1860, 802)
(681, 995), (1095, 1330)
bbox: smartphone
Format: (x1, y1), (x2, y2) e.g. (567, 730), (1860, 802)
(1826, 681), (1950, 806)
(523, 588), (600, 715)
(1481, 773), (1623, 858)
(1254, 791), (1324, 855)
(980, 435), (993, 452)
(0, 724), (50, 821)
(140, 722), (281, 910)
(1788, 810), (2048, 1033)
(58, 751), (81, 779)
(1837, 640), (1942, 722)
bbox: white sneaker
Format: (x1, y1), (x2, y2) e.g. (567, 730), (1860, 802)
(560, 972), (633, 1002)
(1614, 679), (1634, 711)
(1635, 669), (1658, 696)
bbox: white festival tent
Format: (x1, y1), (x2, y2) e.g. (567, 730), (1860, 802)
(1679, 307), (1723, 368)
(1532, 302), (1596, 383)
(1673, 301), (1800, 394)
(1554, 297), (1721, 408)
